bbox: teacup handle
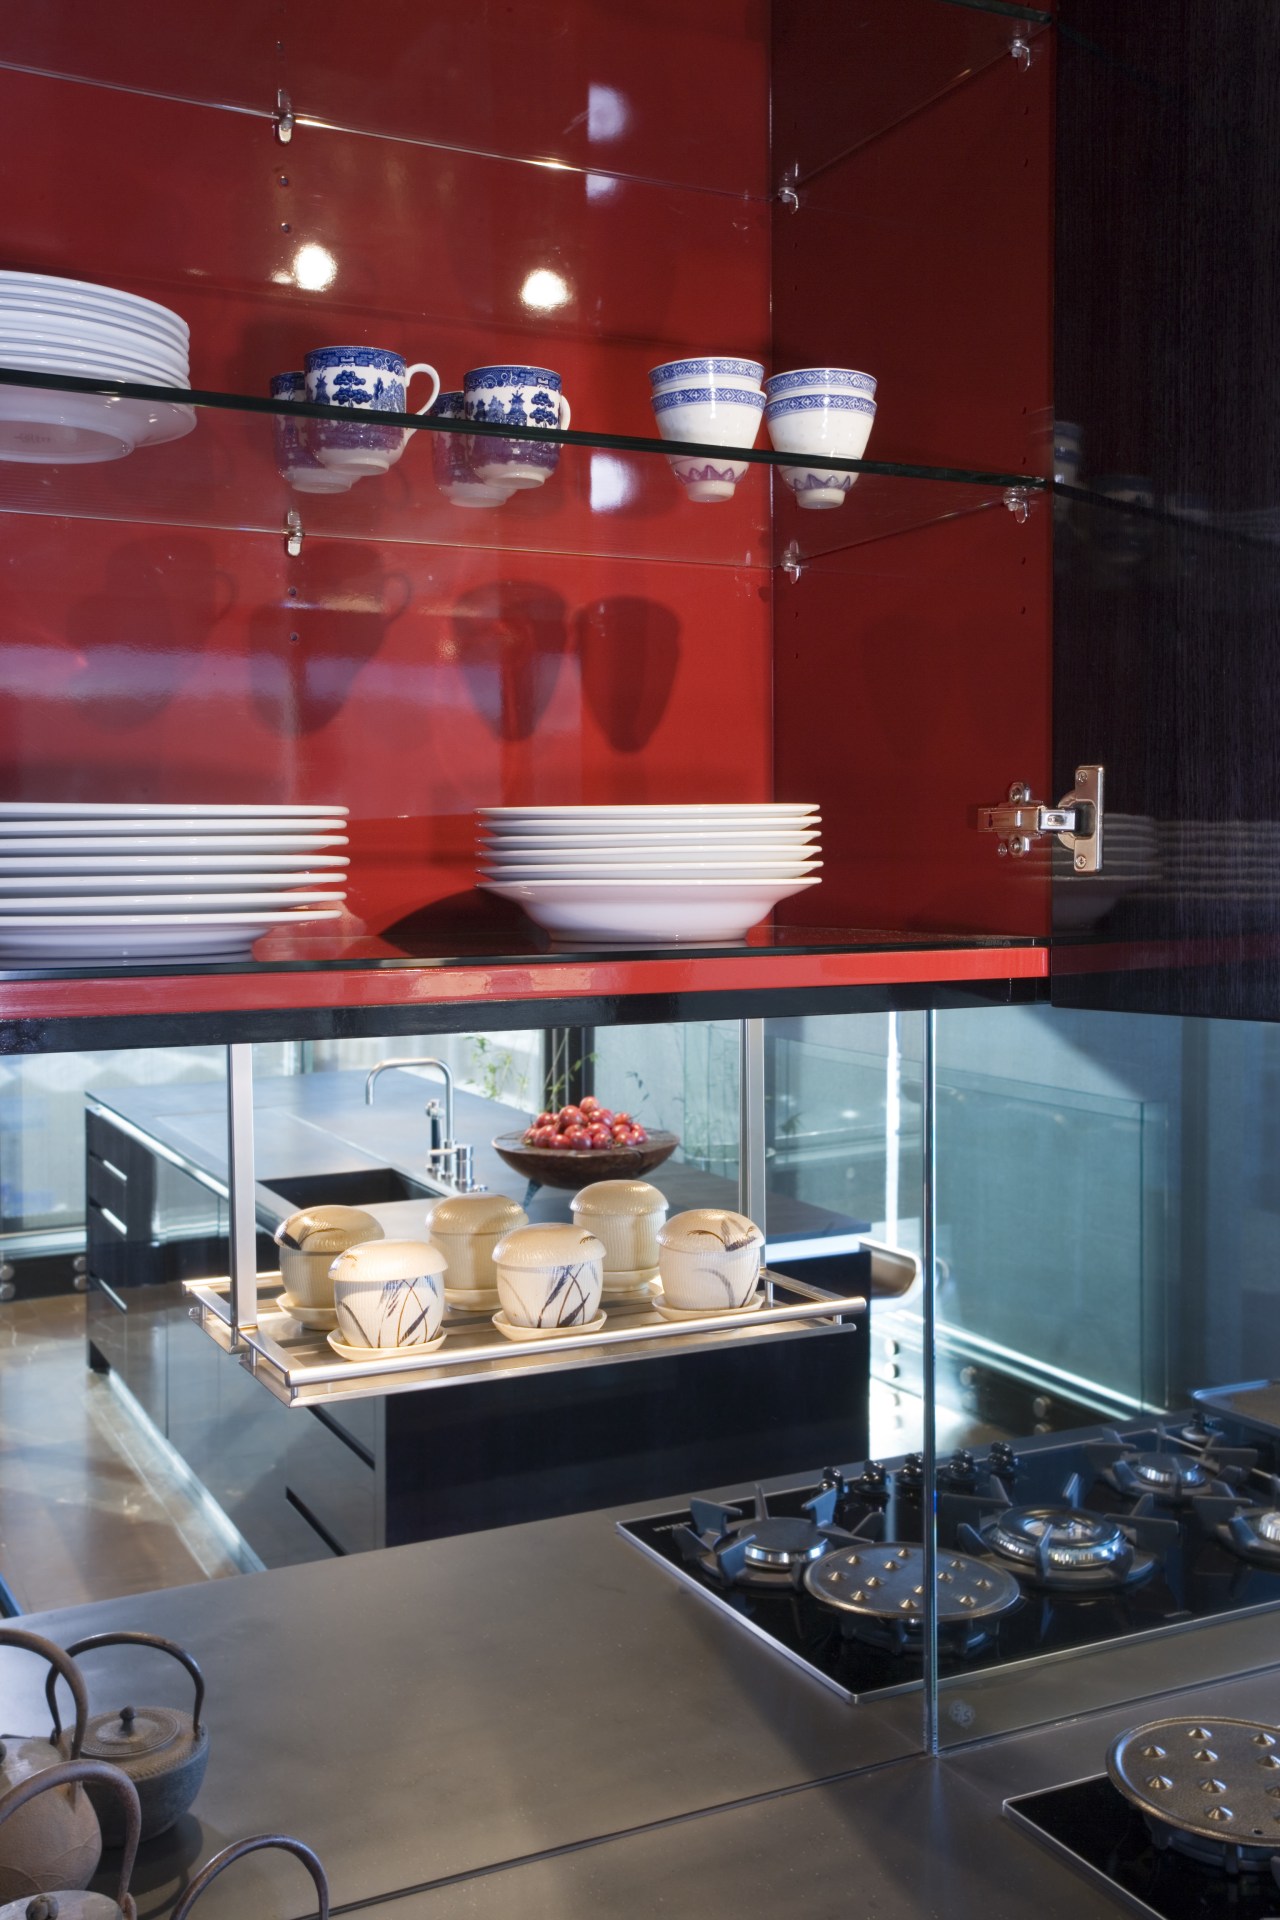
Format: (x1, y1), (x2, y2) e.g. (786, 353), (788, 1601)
(405, 363), (441, 416)
(556, 393), (571, 432)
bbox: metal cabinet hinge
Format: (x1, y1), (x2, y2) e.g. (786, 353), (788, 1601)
(274, 89), (295, 143)
(978, 765), (1105, 872)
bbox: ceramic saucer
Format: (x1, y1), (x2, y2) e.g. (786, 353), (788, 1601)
(444, 1286), (500, 1312)
(277, 1292), (338, 1331)
(651, 1291), (765, 1322)
(601, 1277), (662, 1305)
(326, 1329), (448, 1363)
(491, 1309), (607, 1342)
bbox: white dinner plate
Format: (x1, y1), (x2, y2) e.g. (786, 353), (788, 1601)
(0, 314), (189, 354)
(482, 875), (820, 943)
(0, 272), (189, 335)
(479, 804), (818, 822)
(480, 848), (822, 867)
(0, 890), (345, 914)
(0, 835), (348, 854)
(0, 854), (349, 875)
(0, 336), (189, 377)
(0, 908), (342, 926)
(479, 862), (822, 880)
(0, 816), (346, 835)
(0, 802), (347, 818)
(0, 300), (188, 347)
(478, 832), (821, 852)
(0, 869), (346, 893)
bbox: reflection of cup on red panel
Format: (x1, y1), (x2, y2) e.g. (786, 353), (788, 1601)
(271, 371), (356, 494)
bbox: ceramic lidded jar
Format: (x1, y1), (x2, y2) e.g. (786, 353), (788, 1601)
(329, 1239), (447, 1350)
(428, 1192), (527, 1292)
(569, 1180), (668, 1275)
(491, 1222), (605, 1329)
(273, 1206), (384, 1310)
(657, 1209), (764, 1310)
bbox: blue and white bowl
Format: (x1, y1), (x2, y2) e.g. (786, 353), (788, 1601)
(651, 384), (766, 503)
(765, 391), (877, 510)
(765, 366), (877, 402)
(649, 356), (764, 393)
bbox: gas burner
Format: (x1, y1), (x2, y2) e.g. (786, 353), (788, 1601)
(1108, 1715), (1280, 1875)
(1086, 1426), (1256, 1503)
(1178, 1413), (1224, 1450)
(955, 1467), (1176, 1592)
(803, 1543), (1021, 1655)
(678, 1482), (877, 1592)
(1201, 1477), (1280, 1569)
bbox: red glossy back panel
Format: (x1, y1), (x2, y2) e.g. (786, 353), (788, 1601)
(0, 15), (772, 941)
(772, 36), (1054, 936)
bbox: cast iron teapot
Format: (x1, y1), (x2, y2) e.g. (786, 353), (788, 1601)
(0, 1760), (139, 1918)
(171, 1834), (328, 1917)
(46, 1634), (209, 1847)
(0, 1630), (99, 1902)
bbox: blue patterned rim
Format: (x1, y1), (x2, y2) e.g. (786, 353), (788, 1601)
(270, 371), (305, 399)
(765, 393), (876, 418)
(652, 386), (766, 414)
(649, 357), (764, 386)
(306, 345), (405, 372)
(465, 365), (562, 390)
(765, 367), (876, 398)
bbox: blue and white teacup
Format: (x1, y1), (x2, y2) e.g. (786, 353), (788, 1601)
(764, 366), (877, 404)
(765, 390), (877, 511)
(270, 372), (357, 494)
(649, 355), (764, 394)
(463, 364), (571, 490)
(428, 390), (517, 509)
(650, 383), (765, 503)
(306, 345), (441, 476)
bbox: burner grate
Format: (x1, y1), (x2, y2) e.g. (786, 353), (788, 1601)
(1109, 1716), (1280, 1875)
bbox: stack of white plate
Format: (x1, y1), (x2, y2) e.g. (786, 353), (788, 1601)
(0, 804), (350, 960)
(0, 271), (196, 465)
(477, 804), (822, 942)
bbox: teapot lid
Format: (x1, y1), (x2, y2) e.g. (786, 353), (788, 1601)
(329, 1237), (447, 1281)
(83, 1704), (190, 1764)
(274, 1206), (384, 1254)
(430, 1192), (527, 1235)
(491, 1223), (605, 1269)
(571, 1180), (668, 1219)
(657, 1208), (763, 1253)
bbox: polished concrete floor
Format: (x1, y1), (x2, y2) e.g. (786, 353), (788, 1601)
(0, 1292), (242, 1613)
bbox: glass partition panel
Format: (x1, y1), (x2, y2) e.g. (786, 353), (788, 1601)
(931, 1001), (1280, 1750)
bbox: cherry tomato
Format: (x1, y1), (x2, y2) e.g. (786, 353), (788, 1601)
(611, 1121), (631, 1138)
(613, 1111), (632, 1126)
(586, 1124), (611, 1147)
(561, 1125), (589, 1148)
(533, 1125), (558, 1147)
(558, 1105), (583, 1127)
(628, 1126), (648, 1144)
(579, 1095), (599, 1113)
(594, 1108), (614, 1127)
(535, 1110), (554, 1129)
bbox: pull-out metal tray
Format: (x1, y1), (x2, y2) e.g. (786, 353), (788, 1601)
(185, 1270), (866, 1407)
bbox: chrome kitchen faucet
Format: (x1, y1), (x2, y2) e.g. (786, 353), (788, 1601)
(364, 1057), (480, 1192)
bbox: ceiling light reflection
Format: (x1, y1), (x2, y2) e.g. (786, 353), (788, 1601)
(521, 268), (572, 311)
(293, 243), (338, 291)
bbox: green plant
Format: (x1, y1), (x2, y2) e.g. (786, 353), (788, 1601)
(469, 1035), (530, 1107)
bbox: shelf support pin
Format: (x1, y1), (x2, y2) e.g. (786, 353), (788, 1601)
(780, 541), (804, 584)
(777, 164), (801, 211)
(1003, 486), (1030, 523)
(274, 88), (296, 143)
(1009, 35), (1033, 71)
(284, 509), (303, 557)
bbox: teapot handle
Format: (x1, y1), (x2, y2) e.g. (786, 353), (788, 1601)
(0, 1625), (91, 1758)
(0, 1758), (141, 1914)
(50, 1630), (206, 1740)
(170, 1835), (329, 1919)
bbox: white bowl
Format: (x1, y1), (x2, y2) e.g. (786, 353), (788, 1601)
(491, 1222), (605, 1328)
(651, 385), (765, 504)
(766, 392), (876, 510)
(330, 1238), (447, 1348)
(649, 356), (764, 391)
(0, 385), (196, 463)
(481, 875), (821, 943)
(657, 1208), (764, 1309)
(765, 367), (877, 401)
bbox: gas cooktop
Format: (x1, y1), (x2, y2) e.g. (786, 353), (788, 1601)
(618, 1414), (1280, 1706)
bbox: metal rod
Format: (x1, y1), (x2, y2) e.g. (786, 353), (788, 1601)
(226, 1043), (258, 1337)
(739, 1018), (767, 1233)
(920, 1008), (939, 1755)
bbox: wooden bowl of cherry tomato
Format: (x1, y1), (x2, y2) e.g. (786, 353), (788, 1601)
(492, 1098), (678, 1191)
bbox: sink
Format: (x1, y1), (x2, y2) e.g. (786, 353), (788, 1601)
(261, 1168), (435, 1210)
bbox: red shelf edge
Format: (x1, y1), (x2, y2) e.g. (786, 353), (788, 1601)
(0, 944), (1049, 1024)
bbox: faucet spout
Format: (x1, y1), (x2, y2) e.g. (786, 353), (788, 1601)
(363, 1057), (481, 1190)
(364, 1057), (455, 1147)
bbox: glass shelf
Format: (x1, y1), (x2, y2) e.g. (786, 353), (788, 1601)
(0, 0), (1051, 203)
(0, 369), (1040, 572)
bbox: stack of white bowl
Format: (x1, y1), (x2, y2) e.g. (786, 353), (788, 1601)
(648, 356), (766, 503)
(764, 367), (877, 510)
(0, 803), (350, 960)
(0, 270), (196, 465)
(477, 803), (822, 943)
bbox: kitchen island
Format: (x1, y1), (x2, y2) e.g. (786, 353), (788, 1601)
(85, 1070), (876, 1567)
(2, 1481), (1274, 1919)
